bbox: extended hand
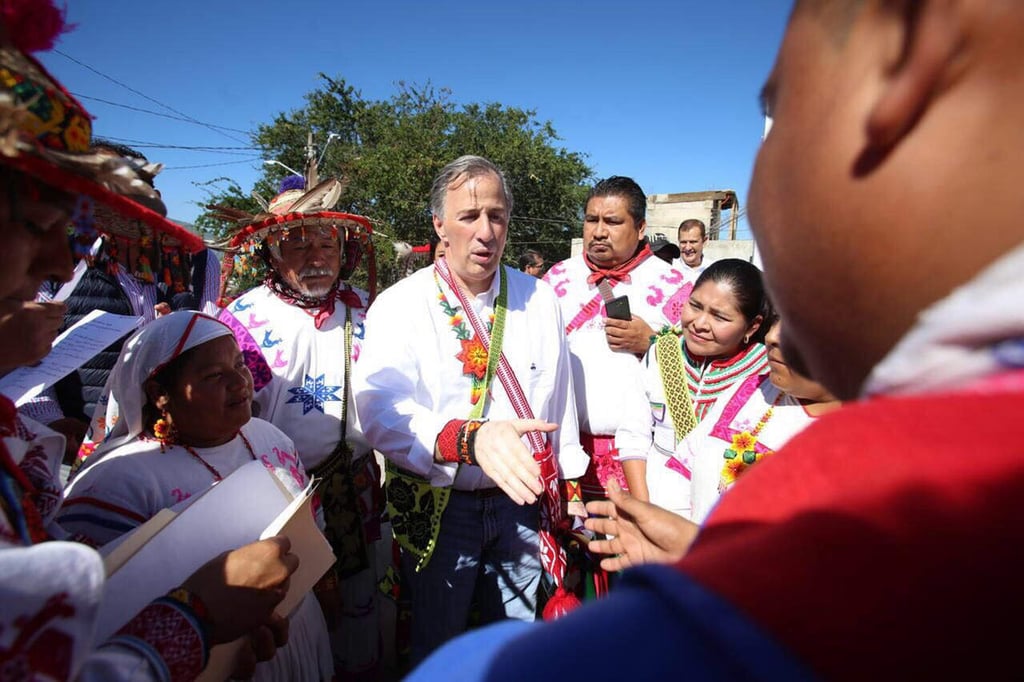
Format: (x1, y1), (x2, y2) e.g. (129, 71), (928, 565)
(474, 419), (556, 505)
(182, 535), (299, 644)
(603, 316), (655, 355)
(584, 479), (699, 571)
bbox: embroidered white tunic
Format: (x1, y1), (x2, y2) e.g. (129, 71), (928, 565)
(60, 419), (311, 546)
(59, 417), (332, 682)
(615, 340), (768, 517)
(219, 284), (371, 471)
(543, 254), (688, 436)
(1, 416), (203, 681)
(683, 374), (816, 523)
(353, 265), (589, 489)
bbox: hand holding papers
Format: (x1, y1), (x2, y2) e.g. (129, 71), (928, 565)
(97, 460), (335, 680)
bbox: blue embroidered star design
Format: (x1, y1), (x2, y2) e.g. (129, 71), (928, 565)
(286, 374), (342, 414)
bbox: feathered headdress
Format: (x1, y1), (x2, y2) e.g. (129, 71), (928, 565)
(206, 176), (376, 304)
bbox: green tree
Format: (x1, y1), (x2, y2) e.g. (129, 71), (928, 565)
(196, 77), (593, 296)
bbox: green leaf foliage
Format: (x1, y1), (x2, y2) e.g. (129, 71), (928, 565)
(196, 77), (593, 294)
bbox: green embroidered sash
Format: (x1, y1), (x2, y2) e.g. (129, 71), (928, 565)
(386, 267), (508, 572)
(654, 329), (699, 443)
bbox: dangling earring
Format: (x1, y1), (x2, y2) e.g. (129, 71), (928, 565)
(743, 334), (751, 345)
(153, 410), (176, 451)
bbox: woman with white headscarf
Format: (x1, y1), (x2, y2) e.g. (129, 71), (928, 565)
(60, 311), (333, 681)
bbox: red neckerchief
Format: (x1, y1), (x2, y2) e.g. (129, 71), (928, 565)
(585, 244), (653, 285)
(266, 276), (364, 329)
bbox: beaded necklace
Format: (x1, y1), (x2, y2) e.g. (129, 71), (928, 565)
(719, 390), (785, 492)
(434, 270), (500, 406)
(180, 430), (257, 483)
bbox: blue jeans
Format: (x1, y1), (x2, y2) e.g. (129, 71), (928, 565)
(401, 490), (541, 665)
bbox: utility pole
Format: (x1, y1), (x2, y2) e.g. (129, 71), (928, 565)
(304, 131), (318, 187)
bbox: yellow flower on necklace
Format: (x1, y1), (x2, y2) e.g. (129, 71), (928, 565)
(731, 431), (757, 454)
(721, 459), (748, 486)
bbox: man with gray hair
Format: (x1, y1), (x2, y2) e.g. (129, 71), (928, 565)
(216, 176), (382, 678)
(353, 155), (588, 664)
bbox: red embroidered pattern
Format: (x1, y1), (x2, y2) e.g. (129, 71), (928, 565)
(436, 419), (465, 463)
(0, 593), (76, 681)
(110, 600), (206, 680)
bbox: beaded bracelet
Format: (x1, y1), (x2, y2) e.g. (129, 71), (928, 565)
(165, 586), (210, 624)
(457, 419), (487, 466)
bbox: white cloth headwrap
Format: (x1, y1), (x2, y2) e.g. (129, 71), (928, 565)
(84, 312), (233, 466)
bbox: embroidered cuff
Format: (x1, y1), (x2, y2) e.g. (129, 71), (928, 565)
(436, 419), (466, 464)
(437, 419), (486, 466)
(109, 598), (208, 680)
(165, 586), (210, 625)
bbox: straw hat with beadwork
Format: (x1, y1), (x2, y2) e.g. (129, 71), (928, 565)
(206, 175), (376, 304)
(0, 2), (204, 253)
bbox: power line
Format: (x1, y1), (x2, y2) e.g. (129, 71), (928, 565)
(163, 158), (262, 171)
(71, 93), (253, 136)
(123, 145), (258, 157)
(99, 135), (257, 152)
(55, 50), (250, 144)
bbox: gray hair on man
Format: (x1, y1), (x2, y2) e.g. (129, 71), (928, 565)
(429, 155), (514, 219)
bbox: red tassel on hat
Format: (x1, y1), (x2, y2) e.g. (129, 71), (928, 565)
(2, 0), (70, 53)
(542, 585), (582, 620)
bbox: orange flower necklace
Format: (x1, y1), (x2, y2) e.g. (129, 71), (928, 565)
(434, 270), (503, 406)
(719, 391), (785, 492)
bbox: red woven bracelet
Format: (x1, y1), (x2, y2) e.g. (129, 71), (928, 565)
(436, 419), (466, 463)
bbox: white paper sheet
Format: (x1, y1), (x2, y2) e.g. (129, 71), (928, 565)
(95, 459), (335, 659)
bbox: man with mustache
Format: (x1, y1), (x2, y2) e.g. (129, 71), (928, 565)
(543, 177), (686, 504)
(216, 177), (383, 678)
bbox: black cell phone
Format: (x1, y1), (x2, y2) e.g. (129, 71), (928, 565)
(604, 294), (632, 321)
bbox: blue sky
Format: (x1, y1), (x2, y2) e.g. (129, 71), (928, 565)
(39, 1), (790, 237)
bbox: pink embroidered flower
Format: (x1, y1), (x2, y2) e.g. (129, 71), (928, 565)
(662, 268), (684, 286)
(661, 283), (693, 324)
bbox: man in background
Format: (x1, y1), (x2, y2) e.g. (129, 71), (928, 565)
(673, 218), (713, 285)
(518, 248), (545, 276)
